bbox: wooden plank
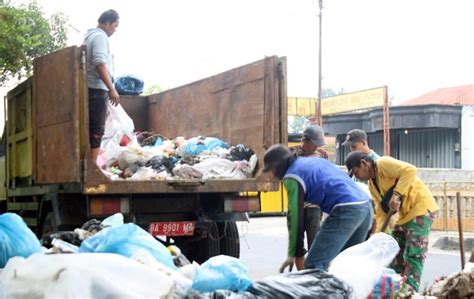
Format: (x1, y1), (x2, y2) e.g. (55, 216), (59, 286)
(34, 47), (82, 183)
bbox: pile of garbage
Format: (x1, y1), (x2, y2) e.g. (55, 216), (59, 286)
(98, 103), (257, 181)
(0, 212), (357, 298)
(421, 263), (474, 298)
(1, 211), (415, 298)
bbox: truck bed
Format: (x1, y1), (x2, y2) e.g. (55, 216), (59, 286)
(8, 46), (287, 195)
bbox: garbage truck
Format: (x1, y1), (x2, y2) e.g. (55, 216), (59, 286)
(0, 46), (287, 263)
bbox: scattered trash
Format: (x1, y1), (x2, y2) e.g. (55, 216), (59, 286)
(0, 213), (42, 268)
(425, 262), (474, 298)
(329, 233), (400, 298)
(192, 255), (253, 293)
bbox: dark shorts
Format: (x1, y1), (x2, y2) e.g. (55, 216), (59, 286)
(88, 88), (109, 149)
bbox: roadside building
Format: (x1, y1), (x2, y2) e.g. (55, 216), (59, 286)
(322, 85), (474, 169)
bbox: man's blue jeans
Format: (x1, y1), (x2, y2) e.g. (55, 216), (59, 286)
(304, 200), (373, 270)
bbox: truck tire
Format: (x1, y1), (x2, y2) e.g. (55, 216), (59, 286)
(173, 222), (221, 264)
(41, 212), (58, 236)
(194, 221), (220, 264)
(217, 221), (240, 258)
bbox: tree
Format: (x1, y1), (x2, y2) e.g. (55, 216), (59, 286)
(0, 0), (68, 86)
(143, 83), (163, 95)
(288, 115), (310, 134)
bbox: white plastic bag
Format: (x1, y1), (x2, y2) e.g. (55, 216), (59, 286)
(103, 102), (134, 140)
(328, 233), (400, 299)
(0, 253), (174, 299)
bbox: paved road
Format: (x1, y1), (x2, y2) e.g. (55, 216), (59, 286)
(238, 216), (467, 290)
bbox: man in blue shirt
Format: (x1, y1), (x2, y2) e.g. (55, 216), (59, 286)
(262, 144), (373, 272)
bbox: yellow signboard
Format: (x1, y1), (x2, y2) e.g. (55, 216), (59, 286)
(321, 86), (386, 115)
(287, 97), (316, 116)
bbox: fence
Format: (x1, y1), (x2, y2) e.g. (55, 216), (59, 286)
(427, 182), (474, 232)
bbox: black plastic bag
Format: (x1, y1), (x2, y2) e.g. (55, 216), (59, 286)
(146, 156), (175, 173)
(230, 144), (254, 161)
(248, 269), (353, 299)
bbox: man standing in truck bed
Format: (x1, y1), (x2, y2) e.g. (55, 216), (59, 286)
(83, 9), (120, 163)
(288, 125), (328, 269)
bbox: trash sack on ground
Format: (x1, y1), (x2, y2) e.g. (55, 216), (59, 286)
(78, 223), (176, 270)
(192, 255), (253, 293)
(114, 75), (144, 95)
(0, 253), (174, 298)
(248, 269), (353, 298)
(0, 213), (42, 268)
(369, 268), (402, 299)
(49, 239), (79, 254)
(329, 233), (400, 299)
(101, 213), (124, 227)
(185, 290), (258, 299)
(184, 137), (229, 156)
(230, 144), (254, 161)
(41, 231), (82, 248)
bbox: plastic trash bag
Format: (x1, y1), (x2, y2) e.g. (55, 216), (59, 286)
(79, 223), (176, 270)
(184, 137), (229, 156)
(229, 144), (254, 161)
(0, 213), (42, 268)
(114, 75), (144, 95)
(369, 268), (402, 299)
(0, 253), (174, 298)
(249, 269), (353, 298)
(103, 102), (135, 140)
(329, 233), (400, 299)
(101, 213), (124, 227)
(192, 255), (252, 293)
(185, 290), (257, 299)
(192, 158), (240, 179)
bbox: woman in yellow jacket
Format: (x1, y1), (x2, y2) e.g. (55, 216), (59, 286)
(345, 151), (439, 295)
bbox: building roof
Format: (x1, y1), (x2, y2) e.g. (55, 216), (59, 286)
(401, 84), (474, 106)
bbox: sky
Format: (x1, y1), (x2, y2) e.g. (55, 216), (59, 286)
(3, 0), (474, 117)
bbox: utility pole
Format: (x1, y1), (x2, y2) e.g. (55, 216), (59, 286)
(316, 0), (323, 126)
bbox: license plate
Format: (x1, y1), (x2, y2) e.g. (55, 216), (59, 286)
(148, 221), (196, 237)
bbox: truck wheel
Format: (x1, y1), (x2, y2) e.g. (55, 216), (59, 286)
(217, 221), (240, 258)
(195, 221), (220, 264)
(174, 222), (221, 264)
(41, 212), (58, 236)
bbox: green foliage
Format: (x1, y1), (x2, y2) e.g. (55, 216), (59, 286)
(288, 115), (310, 134)
(143, 83), (163, 95)
(0, 0), (68, 86)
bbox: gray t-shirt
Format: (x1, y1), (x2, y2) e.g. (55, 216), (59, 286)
(83, 28), (113, 91)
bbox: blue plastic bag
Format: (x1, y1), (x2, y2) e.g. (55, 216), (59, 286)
(0, 213), (42, 268)
(192, 255), (253, 293)
(184, 137), (229, 156)
(79, 223), (175, 269)
(114, 75), (144, 95)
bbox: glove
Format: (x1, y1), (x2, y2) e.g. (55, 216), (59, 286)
(389, 194), (402, 211)
(279, 256), (295, 273)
